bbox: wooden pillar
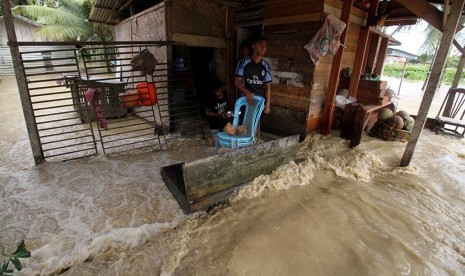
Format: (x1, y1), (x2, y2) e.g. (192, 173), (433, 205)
(348, 26), (370, 97)
(365, 34), (379, 75)
(443, 0), (449, 30)
(1, 0), (43, 163)
(319, 0), (353, 135)
(400, 0), (465, 167)
(226, 7), (236, 104)
(349, 0), (379, 98)
(374, 37), (389, 75)
(452, 54), (465, 88)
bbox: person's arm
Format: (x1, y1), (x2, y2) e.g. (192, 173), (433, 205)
(235, 76), (254, 105)
(264, 82), (271, 114)
(206, 108), (222, 117)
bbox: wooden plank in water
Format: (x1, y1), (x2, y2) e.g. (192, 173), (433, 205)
(183, 135), (300, 209)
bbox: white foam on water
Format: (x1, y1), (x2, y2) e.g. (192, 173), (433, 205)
(1, 76), (465, 275)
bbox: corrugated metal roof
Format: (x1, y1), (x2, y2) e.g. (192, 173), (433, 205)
(89, 0), (127, 25)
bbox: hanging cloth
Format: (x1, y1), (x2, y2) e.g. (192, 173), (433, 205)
(85, 88), (108, 130)
(304, 14), (346, 65)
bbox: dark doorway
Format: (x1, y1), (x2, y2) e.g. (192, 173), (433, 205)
(237, 24), (263, 59)
(188, 47), (215, 119)
(236, 24), (263, 99)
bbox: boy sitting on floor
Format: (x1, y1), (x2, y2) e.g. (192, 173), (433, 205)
(206, 79), (230, 146)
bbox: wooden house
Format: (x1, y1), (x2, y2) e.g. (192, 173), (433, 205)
(0, 14), (74, 75)
(86, 0), (465, 142)
(2, 0), (462, 167)
(0, 14), (41, 74)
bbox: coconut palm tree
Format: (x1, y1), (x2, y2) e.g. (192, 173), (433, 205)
(13, 0), (114, 70)
(13, 0), (112, 42)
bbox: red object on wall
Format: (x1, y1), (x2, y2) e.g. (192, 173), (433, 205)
(137, 82), (157, 106)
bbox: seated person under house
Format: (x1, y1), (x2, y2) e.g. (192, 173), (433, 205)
(206, 79), (230, 146)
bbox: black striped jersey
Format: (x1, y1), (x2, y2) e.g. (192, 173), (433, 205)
(235, 57), (272, 98)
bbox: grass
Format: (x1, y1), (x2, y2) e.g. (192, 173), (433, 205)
(383, 63), (465, 85)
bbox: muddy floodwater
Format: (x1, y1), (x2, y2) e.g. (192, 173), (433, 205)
(1, 76), (464, 275)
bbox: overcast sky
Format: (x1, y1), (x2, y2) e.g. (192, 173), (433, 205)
(385, 20), (428, 55)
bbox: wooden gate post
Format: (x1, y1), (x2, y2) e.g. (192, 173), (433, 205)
(400, 0), (465, 167)
(1, 0), (43, 163)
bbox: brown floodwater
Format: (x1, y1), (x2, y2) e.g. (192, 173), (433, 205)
(0, 76), (464, 275)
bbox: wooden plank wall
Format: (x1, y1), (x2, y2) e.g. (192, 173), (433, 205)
(306, 0), (366, 133)
(1, 17), (48, 75)
(114, 3), (169, 125)
(170, 0), (226, 48)
(114, 3), (167, 81)
(0, 17), (46, 45)
(262, 0), (324, 137)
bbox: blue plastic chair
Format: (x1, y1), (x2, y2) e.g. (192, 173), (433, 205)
(215, 96), (265, 154)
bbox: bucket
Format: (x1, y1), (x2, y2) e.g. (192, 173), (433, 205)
(137, 82), (157, 106)
(119, 91), (141, 108)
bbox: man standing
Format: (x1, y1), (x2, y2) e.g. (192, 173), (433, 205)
(234, 36), (272, 114)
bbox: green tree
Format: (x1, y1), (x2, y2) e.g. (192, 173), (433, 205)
(13, 0), (112, 42)
(0, 0), (28, 16)
(13, 0), (114, 70)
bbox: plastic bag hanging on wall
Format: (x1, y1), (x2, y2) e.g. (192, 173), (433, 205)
(131, 49), (158, 75)
(304, 14), (346, 65)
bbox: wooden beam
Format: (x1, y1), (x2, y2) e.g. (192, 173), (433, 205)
(1, 0), (43, 163)
(453, 39), (465, 55)
(400, 0), (465, 167)
(119, 0), (137, 12)
(172, 33), (226, 48)
(319, 0), (353, 135)
(394, 0), (444, 31)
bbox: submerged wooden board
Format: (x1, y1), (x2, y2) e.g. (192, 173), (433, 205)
(161, 135), (300, 213)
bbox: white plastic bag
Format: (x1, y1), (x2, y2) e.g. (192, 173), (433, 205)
(304, 14), (346, 65)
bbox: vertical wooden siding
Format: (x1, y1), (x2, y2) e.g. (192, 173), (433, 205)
(262, 0), (325, 137)
(306, 0), (365, 132)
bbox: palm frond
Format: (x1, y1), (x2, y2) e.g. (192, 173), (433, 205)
(34, 24), (91, 41)
(56, 0), (91, 18)
(420, 24), (441, 56)
(13, 5), (87, 27)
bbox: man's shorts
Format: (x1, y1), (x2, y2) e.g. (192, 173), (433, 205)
(209, 129), (219, 136)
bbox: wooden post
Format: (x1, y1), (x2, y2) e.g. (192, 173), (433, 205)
(320, 0), (353, 135)
(226, 7), (236, 104)
(365, 34), (379, 75)
(400, 0), (465, 167)
(348, 26), (369, 97)
(452, 54), (465, 88)
(443, 0), (449, 30)
(1, 0), (43, 163)
(374, 37), (389, 75)
(348, 0), (380, 97)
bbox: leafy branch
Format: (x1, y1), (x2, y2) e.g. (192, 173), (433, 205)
(0, 229), (31, 276)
